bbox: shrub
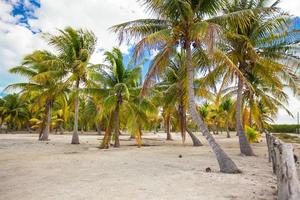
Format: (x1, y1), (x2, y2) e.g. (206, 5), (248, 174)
(245, 126), (260, 143)
(269, 124), (300, 133)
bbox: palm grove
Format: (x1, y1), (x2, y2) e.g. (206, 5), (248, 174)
(0, 0), (299, 173)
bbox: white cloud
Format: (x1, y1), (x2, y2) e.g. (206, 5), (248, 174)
(279, 0), (300, 16)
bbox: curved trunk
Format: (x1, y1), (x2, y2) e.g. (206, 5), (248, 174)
(165, 114), (172, 140)
(113, 100), (120, 148)
(186, 128), (203, 146)
(71, 80), (80, 144)
(100, 112), (114, 149)
(40, 101), (52, 141)
(186, 43), (240, 173)
(236, 77), (254, 156)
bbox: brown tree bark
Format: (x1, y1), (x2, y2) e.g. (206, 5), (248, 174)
(186, 42), (240, 173)
(165, 114), (172, 140)
(40, 101), (52, 141)
(236, 77), (254, 156)
(71, 79), (80, 144)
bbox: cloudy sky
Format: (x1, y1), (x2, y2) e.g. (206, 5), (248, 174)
(0, 0), (300, 124)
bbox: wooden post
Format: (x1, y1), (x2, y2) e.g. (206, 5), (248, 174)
(266, 133), (271, 162)
(277, 143), (300, 200)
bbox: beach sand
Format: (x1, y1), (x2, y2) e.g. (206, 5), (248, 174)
(0, 131), (298, 200)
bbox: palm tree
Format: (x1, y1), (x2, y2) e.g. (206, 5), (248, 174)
(155, 52), (203, 146)
(7, 51), (66, 140)
(44, 27), (97, 144)
(109, 0), (264, 173)
(0, 94), (29, 132)
(220, 98), (234, 138)
(87, 47), (142, 148)
(219, 0), (299, 155)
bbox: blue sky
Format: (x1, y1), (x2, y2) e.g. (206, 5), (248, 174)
(0, 0), (300, 123)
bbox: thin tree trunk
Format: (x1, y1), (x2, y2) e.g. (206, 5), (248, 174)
(226, 118), (230, 138)
(249, 105), (253, 127)
(186, 42), (240, 173)
(96, 122), (102, 135)
(186, 128), (203, 146)
(71, 80), (80, 144)
(166, 114), (172, 140)
(40, 101), (52, 141)
(100, 112), (114, 149)
(59, 123), (64, 135)
(136, 126), (143, 148)
(236, 77), (254, 156)
(178, 104), (186, 143)
(114, 100), (120, 148)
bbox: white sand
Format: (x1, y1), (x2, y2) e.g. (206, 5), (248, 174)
(0, 131), (293, 200)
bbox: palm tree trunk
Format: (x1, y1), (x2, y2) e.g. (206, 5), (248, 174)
(236, 77), (254, 156)
(186, 42), (240, 173)
(100, 112), (114, 149)
(40, 101), (52, 141)
(249, 106), (253, 127)
(166, 114), (172, 140)
(71, 80), (80, 144)
(226, 118), (230, 138)
(96, 122), (102, 135)
(186, 128), (203, 146)
(136, 126), (143, 147)
(178, 104), (186, 143)
(113, 101), (120, 147)
(59, 123), (64, 135)
(0, 121), (3, 133)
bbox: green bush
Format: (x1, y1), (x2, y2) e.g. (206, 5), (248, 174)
(245, 126), (260, 143)
(269, 124), (300, 133)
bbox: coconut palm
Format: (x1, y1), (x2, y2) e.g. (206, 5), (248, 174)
(87, 47), (142, 148)
(44, 27), (97, 144)
(218, 0), (300, 155)
(0, 94), (29, 132)
(220, 98), (234, 138)
(7, 50), (67, 140)
(155, 52), (204, 146)
(110, 0), (266, 173)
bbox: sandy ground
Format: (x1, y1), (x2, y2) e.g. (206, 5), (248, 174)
(0, 131), (298, 200)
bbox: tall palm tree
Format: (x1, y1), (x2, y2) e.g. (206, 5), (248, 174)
(44, 27), (97, 144)
(219, 0), (299, 155)
(110, 0), (264, 173)
(7, 50), (66, 140)
(87, 48), (142, 148)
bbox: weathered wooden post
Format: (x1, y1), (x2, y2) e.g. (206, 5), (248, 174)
(277, 143), (300, 200)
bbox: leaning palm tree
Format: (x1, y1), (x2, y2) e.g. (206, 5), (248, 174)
(7, 50), (67, 140)
(218, 0), (300, 155)
(110, 0), (266, 173)
(44, 27), (97, 144)
(87, 47), (142, 148)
